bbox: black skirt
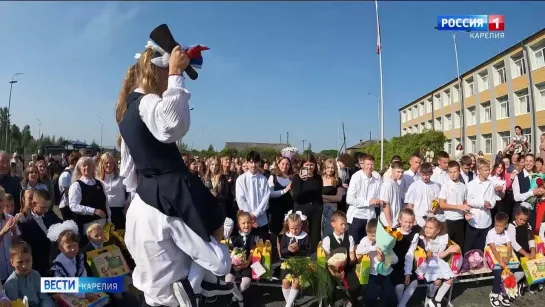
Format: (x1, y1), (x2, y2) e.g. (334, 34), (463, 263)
(231, 267), (252, 279)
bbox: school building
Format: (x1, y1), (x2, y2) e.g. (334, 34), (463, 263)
(398, 28), (545, 160)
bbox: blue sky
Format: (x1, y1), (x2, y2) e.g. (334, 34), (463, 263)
(0, 1), (544, 151)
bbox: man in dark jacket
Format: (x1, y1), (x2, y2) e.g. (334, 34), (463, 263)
(0, 151), (21, 213)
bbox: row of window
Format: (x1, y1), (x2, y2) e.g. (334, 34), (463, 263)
(402, 84), (545, 133)
(442, 129), (533, 155)
(401, 43), (545, 123)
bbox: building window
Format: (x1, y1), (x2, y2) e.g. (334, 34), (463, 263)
(512, 56), (527, 78)
(466, 106), (476, 126)
(454, 111), (461, 129)
(515, 89), (530, 115)
(481, 102), (492, 123)
(419, 102), (425, 115)
(444, 140), (452, 153)
(420, 123), (425, 132)
(535, 47), (545, 70)
(468, 136), (477, 153)
(413, 106), (418, 118)
(453, 84), (460, 102)
(523, 128), (532, 152)
(482, 134), (492, 154)
(427, 99), (432, 113)
(465, 78), (474, 97)
(444, 114), (452, 130)
(498, 131), (511, 151)
(494, 63), (507, 85)
(479, 70), (489, 91)
(536, 83), (545, 111)
(434, 94), (441, 110)
(402, 128), (407, 136)
(435, 117), (442, 131)
(497, 95), (509, 119)
(443, 91), (451, 106)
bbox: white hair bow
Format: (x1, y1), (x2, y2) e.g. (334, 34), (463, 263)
(427, 213), (447, 223)
(134, 41), (170, 68)
(285, 210), (307, 221)
(47, 220), (79, 242)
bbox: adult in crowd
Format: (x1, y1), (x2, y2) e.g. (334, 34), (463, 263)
(10, 152), (23, 178)
(454, 144), (464, 162)
(116, 40), (231, 307)
(292, 153), (323, 251)
(217, 156), (238, 223)
(321, 158), (343, 237)
(97, 152), (128, 230)
(0, 151), (21, 213)
(57, 151), (80, 221)
(267, 155), (294, 237)
(68, 157), (109, 246)
(336, 153), (355, 213)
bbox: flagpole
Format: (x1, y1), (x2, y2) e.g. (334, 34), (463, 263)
(375, 0), (384, 170)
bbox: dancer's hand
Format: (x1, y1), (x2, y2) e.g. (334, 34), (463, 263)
(169, 45), (190, 75)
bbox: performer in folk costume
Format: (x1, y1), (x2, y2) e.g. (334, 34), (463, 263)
(116, 26), (236, 307)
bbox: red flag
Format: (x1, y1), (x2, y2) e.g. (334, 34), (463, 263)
(375, 1), (381, 54)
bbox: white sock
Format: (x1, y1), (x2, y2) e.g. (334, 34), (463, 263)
(240, 277), (251, 293)
(515, 271), (525, 282)
(399, 280), (418, 306)
(428, 284), (439, 298)
(395, 284), (404, 303)
(225, 274), (235, 283)
(435, 283), (451, 302)
(282, 288), (291, 301)
(286, 289), (299, 307)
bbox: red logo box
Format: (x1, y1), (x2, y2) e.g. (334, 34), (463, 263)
(488, 15), (505, 31)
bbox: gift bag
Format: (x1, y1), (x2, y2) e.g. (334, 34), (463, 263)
(11, 297), (28, 307)
(414, 246), (427, 280)
(484, 246), (520, 270)
(105, 224), (135, 271)
(251, 240), (264, 280)
(317, 241), (326, 267)
(261, 240), (272, 280)
(355, 255), (370, 285)
(446, 240), (463, 275)
(521, 254), (545, 285)
(54, 293), (109, 307)
(535, 235), (545, 255)
(86, 245), (131, 277)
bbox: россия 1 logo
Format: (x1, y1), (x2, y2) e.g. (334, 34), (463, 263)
(436, 15), (504, 39)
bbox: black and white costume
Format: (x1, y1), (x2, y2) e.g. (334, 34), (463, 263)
(119, 40), (233, 307)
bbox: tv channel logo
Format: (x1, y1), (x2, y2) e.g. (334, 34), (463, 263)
(437, 15), (504, 32)
(41, 277), (124, 293)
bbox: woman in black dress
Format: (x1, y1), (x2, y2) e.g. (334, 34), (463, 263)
(291, 153), (323, 251)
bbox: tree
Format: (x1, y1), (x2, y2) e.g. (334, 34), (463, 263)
(90, 141), (101, 152)
(178, 142), (189, 153)
(319, 149), (338, 159)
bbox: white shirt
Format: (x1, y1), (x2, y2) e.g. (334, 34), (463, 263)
(119, 76), (230, 306)
(466, 178), (496, 229)
(489, 175), (506, 201)
(126, 196), (230, 307)
(461, 171), (474, 185)
(439, 179), (467, 221)
(346, 170), (381, 223)
(512, 169), (534, 202)
(235, 171), (271, 227)
(431, 168), (449, 188)
(507, 222), (536, 253)
(322, 232), (355, 254)
(399, 169), (420, 203)
(379, 179), (401, 227)
(100, 173), (127, 208)
(58, 167), (73, 209)
(405, 180), (441, 227)
(23, 182), (48, 191)
(405, 233), (448, 275)
(355, 236), (398, 276)
(486, 229), (511, 246)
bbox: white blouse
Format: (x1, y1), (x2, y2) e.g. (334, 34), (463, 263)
(120, 75), (191, 199)
(68, 177), (110, 218)
(100, 174), (127, 208)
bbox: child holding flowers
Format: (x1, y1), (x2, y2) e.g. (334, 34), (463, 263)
(279, 211), (311, 307)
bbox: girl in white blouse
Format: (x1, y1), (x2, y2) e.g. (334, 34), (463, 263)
(97, 153), (127, 230)
(20, 165), (48, 191)
(68, 157), (110, 247)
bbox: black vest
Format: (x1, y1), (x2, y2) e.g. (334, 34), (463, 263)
(513, 222), (532, 257)
(459, 171), (474, 185)
(118, 92), (224, 241)
(329, 233), (352, 271)
(75, 180), (107, 226)
(517, 172), (531, 194)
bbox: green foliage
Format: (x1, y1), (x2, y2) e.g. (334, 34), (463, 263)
(280, 257), (333, 300)
(319, 150), (338, 159)
(356, 130), (446, 170)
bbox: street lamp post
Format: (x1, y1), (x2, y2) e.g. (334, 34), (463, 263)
(5, 73), (23, 152)
(36, 119), (41, 139)
(98, 116), (103, 151)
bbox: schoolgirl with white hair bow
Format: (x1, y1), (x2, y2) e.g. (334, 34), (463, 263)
(279, 210), (311, 307)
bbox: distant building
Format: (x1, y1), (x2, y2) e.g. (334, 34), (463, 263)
(346, 139), (378, 155)
(224, 142), (289, 152)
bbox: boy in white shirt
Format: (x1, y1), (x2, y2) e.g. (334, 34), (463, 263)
(379, 161), (403, 227)
(399, 154), (422, 204)
(430, 151), (450, 188)
(235, 151), (271, 239)
(405, 162), (441, 228)
(439, 161), (471, 248)
(346, 154), (381, 244)
(355, 219), (397, 307)
(464, 159), (496, 254)
(485, 212), (517, 307)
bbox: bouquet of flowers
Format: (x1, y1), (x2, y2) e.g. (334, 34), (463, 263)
(281, 147), (299, 165)
(376, 221), (403, 275)
(231, 248), (247, 266)
(280, 257), (332, 299)
(501, 267), (518, 299)
(327, 252), (349, 289)
(430, 199), (440, 214)
(524, 174), (545, 210)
